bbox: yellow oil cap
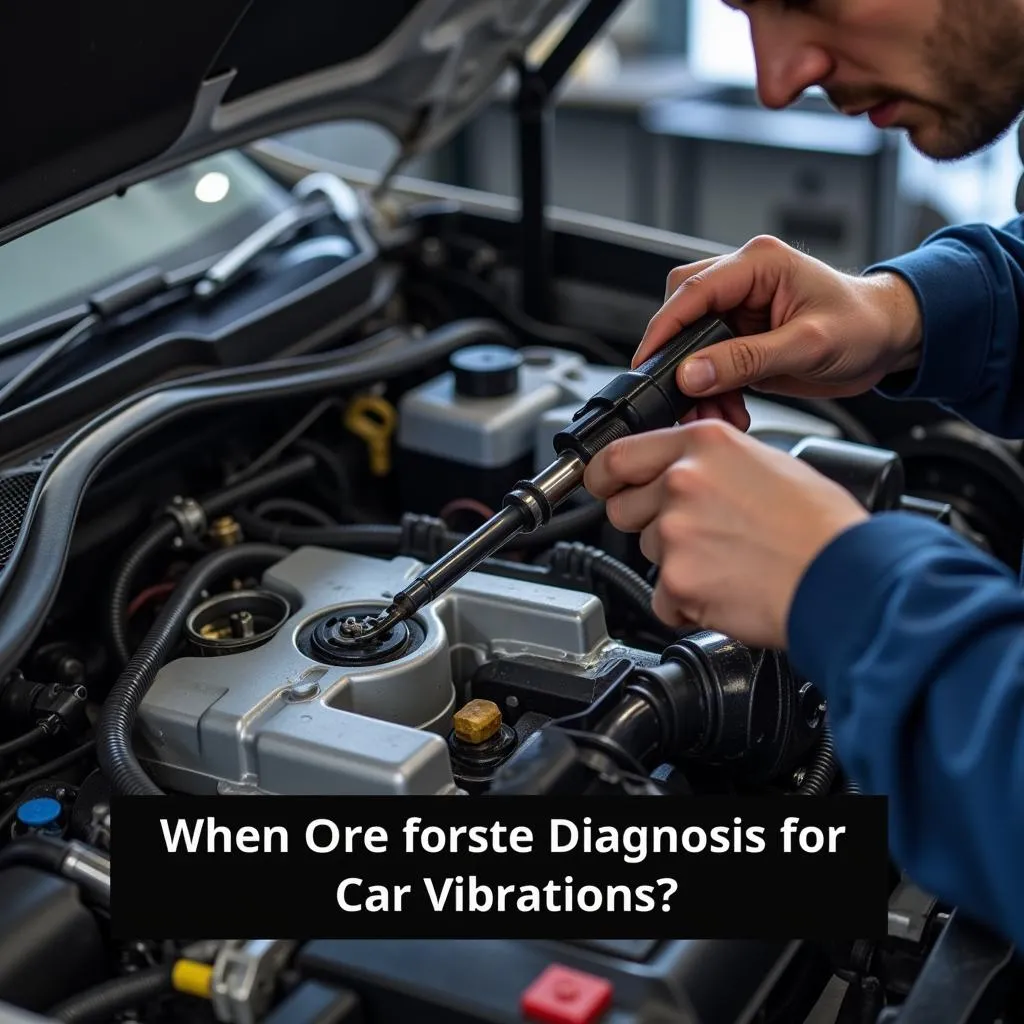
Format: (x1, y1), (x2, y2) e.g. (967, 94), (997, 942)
(453, 699), (502, 745)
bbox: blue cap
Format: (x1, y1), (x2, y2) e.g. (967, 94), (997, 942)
(16, 797), (62, 829)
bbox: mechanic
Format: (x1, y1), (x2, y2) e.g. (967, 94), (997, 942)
(583, 0), (1024, 948)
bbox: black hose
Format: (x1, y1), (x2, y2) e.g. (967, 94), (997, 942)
(108, 454), (316, 664)
(291, 437), (373, 523)
(203, 453), (317, 517)
(797, 720), (839, 796)
(585, 546), (657, 622)
(98, 543), (289, 796)
(236, 500), (606, 555)
(0, 319), (520, 684)
(50, 964), (174, 1024)
(108, 518), (178, 665)
(0, 724), (48, 758)
(0, 740), (95, 794)
(236, 515), (402, 550)
(0, 833), (67, 873)
(0, 800), (19, 842)
(253, 498), (338, 526)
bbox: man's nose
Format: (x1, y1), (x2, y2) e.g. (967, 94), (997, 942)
(750, 21), (833, 109)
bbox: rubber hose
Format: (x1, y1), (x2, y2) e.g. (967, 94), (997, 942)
(98, 543), (289, 796)
(586, 546), (656, 620)
(108, 518), (178, 665)
(0, 833), (67, 873)
(203, 453), (317, 516)
(797, 720), (839, 796)
(50, 965), (174, 1024)
(235, 516), (402, 550)
(0, 320), (518, 684)
(236, 501), (605, 554)
(0, 724), (48, 758)
(253, 498), (338, 526)
(0, 739), (96, 794)
(109, 454), (315, 664)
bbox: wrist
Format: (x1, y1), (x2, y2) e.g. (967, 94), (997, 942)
(863, 270), (924, 374)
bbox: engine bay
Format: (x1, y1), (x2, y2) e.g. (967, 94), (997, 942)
(0, 162), (1020, 1023)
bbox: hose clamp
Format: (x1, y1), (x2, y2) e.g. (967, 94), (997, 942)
(165, 495), (207, 548)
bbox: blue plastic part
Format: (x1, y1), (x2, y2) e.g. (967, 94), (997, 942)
(16, 797), (62, 829)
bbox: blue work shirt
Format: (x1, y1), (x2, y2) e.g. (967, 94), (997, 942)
(787, 214), (1024, 949)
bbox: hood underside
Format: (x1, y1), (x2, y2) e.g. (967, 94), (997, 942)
(0, 0), (581, 248)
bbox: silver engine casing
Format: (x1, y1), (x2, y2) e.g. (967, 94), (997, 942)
(136, 547), (629, 796)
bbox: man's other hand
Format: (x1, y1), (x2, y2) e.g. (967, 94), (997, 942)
(584, 420), (869, 648)
(641, 235), (924, 430)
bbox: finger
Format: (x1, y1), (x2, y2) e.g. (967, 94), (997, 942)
(651, 579), (698, 630)
(662, 257), (722, 303)
(634, 248), (772, 366)
(605, 476), (665, 534)
(674, 317), (829, 399)
(638, 521), (662, 565)
(689, 395), (751, 429)
(691, 398), (727, 422)
(583, 426), (693, 499)
(720, 390), (751, 431)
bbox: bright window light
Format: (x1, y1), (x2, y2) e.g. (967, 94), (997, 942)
(195, 171), (231, 203)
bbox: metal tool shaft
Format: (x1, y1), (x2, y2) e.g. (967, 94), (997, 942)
(351, 315), (734, 644)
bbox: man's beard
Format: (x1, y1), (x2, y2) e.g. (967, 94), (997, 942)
(833, 0), (1024, 162)
(922, 0), (1024, 162)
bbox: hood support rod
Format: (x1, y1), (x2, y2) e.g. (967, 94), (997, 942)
(515, 0), (624, 323)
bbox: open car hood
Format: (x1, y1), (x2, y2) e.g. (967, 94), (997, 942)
(0, 0), (583, 248)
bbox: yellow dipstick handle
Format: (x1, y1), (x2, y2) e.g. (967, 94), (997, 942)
(344, 395), (398, 476)
(172, 959), (214, 999)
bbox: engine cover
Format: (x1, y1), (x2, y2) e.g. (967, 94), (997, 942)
(136, 547), (626, 796)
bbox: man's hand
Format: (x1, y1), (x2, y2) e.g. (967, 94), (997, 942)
(642, 236), (924, 429)
(584, 420), (869, 648)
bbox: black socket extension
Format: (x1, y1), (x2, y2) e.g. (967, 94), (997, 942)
(552, 315), (734, 463)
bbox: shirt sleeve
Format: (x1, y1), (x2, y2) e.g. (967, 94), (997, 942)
(867, 215), (1024, 438)
(787, 512), (1024, 948)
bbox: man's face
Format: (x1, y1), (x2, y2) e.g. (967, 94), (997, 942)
(724, 0), (1024, 160)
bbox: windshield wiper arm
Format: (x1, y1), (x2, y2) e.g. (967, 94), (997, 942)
(192, 172), (362, 300)
(0, 267), (170, 415)
(0, 172), (358, 415)
(192, 199), (328, 300)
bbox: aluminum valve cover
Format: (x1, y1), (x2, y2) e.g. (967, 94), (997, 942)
(136, 547), (618, 796)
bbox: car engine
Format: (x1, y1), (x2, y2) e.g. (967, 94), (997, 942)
(0, 165), (1020, 1023)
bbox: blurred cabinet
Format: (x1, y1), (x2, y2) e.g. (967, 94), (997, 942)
(643, 89), (904, 269)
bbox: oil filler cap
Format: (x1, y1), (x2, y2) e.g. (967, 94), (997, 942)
(16, 797), (62, 832)
(451, 345), (522, 398)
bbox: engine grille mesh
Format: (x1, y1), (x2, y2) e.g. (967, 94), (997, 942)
(0, 468), (43, 575)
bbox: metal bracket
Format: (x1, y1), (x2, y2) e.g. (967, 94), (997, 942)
(211, 939), (297, 1024)
(164, 495), (207, 548)
(515, 0), (624, 322)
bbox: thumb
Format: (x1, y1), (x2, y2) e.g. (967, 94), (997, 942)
(675, 319), (822, 397)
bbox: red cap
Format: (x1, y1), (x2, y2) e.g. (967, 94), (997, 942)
(520, 964), (614, 1024)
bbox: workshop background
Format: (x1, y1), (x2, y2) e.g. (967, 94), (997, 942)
(278, 0), (1024, 271)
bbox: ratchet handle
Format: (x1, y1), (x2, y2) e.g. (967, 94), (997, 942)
(552, 315), (734, 462)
